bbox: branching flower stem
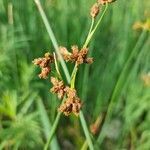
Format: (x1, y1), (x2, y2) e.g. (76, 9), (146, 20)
(34, 1), (108, 150)
(83, 3), (108, 48)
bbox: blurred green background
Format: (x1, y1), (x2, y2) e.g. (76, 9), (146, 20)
(0, 0), (150, 149)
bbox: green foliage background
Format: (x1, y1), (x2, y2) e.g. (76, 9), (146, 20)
(0, 0), (150, 149)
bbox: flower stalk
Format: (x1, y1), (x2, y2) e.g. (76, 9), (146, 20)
(33, 0), (111, 150)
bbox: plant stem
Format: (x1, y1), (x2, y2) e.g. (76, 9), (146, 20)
(35, 1), (106, 149)
(81, 140), (88, 150)
(44, 97), (66, 150)
(34, 0), (70, 83)
(80, 111), (94, 150)
(83, 4), (108, 48)
(53, 52), (62, 79)
(83, 18), (95, 48)
(70, 65), (94, 150)
(44, 111), (61, 150)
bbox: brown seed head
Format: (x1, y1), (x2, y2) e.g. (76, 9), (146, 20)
(58, 87), (82, 116)
(65, 87), (76, 99)
(85, 57), (94, 64)
(58, 96), (82, 116)
(70, 45), (79, 62)
(50, 77), (66, 99)
(32, 58), (43, 66)
(90, 3), (100, 18)
(39, 67), (50, 79)
(33, 52), (54, 79)
(59, 46), (71, 61)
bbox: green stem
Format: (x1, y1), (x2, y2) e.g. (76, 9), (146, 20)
(80, 112), (94, 150)
(71, 63), (78, 88)
(53, 52), (62, 79)
(44, 112), (61, 150)
(81, 140), (88, 150)
(71, 64), (94, 150)
(83, 3), (108, 48)
(83, 18), (95, 48)
(44, 98), (66, 150)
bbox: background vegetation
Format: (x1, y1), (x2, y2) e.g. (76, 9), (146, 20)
(0, 0), (150, 149)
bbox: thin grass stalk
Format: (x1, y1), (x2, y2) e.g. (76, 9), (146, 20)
(83, 4), (108, 48)
(81, 140), (88, 150)
(70, 69), (94, 150)
(96, 30), (148, 145)
(44, 110), (62, 150)
(34, 0), (70, 83)
(80, 112), (94, 150)
(37, 98), (60, 150)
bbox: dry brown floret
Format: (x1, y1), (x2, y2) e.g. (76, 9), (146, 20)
(58, 96), (82, 116)
(59, 46), (71, 61)
(58, 87), (82, 116)
(60, 45), (93, 65)
(90, 3), (100, 18)
(39, 67), (50, 79)
(32, 52), (54, 79)
(50, 77), (66, 99)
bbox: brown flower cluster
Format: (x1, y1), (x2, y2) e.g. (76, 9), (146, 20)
(90, 0), (116, 18)
(50, 77), (66, 99)
(50, 76), (82, 116)
(90, 3), (100, 18)
(58, 87), (82, 116)
(32, 52), (54, 79)
(59, 45), (93, 65)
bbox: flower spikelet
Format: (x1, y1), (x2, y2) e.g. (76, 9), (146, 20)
(60, 45), (93, 65)
(59, 87), (82, 116)
(32, 52), (54, 79)
(59, 46), (71, 61)
(50, 77), (66, 99)
(90, 3), (100, 18)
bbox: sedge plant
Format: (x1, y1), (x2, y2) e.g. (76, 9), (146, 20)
(33, 0), (117, 149)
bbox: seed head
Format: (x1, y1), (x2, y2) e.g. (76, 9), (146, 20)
(85, 57), (94, 64)
(59, 46), (71, 61)
(39, 67), (50, 79)
(58, 87), (82, 116)
(60, 45), (93, 65)
(90, 3), (100, 18)
(50, 77), (66, 99)
(58, 96), (82, 116)
(32, 52), (54, 79)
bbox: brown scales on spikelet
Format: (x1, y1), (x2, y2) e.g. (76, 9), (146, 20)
(59, 45), (93, 65)
(90, 3), (100, 18)
(32, 52), (54, 79)
(50, 77), (66, 99)
(58, 87), (82, 116)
